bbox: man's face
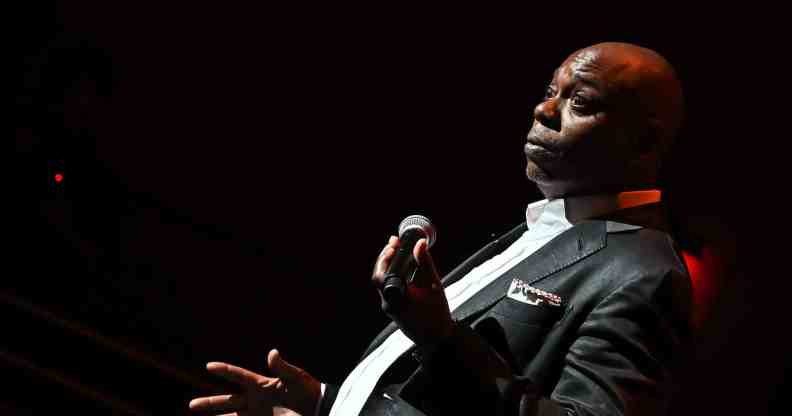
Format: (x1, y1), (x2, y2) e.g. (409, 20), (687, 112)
(525, 47), (646, 198)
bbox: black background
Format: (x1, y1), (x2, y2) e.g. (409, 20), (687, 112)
(11, 3), (757, 415)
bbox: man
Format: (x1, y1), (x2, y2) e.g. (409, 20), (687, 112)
(189, 42), (691, 415)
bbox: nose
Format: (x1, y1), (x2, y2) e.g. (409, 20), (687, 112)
(533, 98), (561, 132)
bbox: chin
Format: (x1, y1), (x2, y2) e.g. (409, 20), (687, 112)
(526, 166), (573, 199)
(525, 162), (551, 185)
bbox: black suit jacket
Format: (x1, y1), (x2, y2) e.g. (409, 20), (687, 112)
(322, 204), (692, 415)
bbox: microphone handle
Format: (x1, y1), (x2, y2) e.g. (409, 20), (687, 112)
(382, 229), (424, 310)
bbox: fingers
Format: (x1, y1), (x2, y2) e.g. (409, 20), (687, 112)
(412, 238), (428, 266)
(384, 235), (399, 251)
(372, 236), (399, 284)
(267, 349), (300, 382)
(188, 394), (245, 413)
(411, 238), (441, 288)
(206, 362), (268, 387)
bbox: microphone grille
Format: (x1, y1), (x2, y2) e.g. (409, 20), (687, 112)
(398, 215), (437, 247)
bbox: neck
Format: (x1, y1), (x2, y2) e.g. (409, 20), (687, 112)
(537, 179), (658, 200)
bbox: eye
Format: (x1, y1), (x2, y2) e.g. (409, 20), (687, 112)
(570, 94), (589, 107)
(543, 86), (556, 100)
(570, 92), (600, 113)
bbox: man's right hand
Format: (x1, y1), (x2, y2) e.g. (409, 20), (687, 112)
(189, 349), (321, 416)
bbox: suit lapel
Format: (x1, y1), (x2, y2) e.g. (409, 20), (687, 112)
(452, 220), (607, 323)
(441, 223), (528, 288)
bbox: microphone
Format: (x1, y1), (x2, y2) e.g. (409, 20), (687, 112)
(382, 215), (437, 310)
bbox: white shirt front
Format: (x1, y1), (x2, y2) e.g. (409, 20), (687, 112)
(328, 190), (661, 416)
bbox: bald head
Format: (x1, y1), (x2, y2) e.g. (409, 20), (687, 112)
(571, 42), (685, 149)
(525, 42), (685, 198)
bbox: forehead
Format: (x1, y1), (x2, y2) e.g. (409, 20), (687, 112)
(552, 48), (629, 90)
(563, 49), (601, 74)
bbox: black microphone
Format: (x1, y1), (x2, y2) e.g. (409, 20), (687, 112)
(382, 215), (437, 310)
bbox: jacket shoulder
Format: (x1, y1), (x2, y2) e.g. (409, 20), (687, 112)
(607, 224), (687, 271)
(598, 225), (691, 296)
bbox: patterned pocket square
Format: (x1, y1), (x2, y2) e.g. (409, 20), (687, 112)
(507, 278), (563, 307)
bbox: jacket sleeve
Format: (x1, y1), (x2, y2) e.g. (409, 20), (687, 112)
(415, 268), (690, 416)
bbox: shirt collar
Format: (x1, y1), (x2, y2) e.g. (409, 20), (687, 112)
(526, 190), (662, 228)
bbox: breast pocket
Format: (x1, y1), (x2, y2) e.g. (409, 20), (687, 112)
(489, 297), (564, 327)
(479, 298), (567, 369)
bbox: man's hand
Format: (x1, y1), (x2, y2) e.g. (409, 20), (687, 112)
(372, 236), (455, 346)
(189, 349), (321, 416)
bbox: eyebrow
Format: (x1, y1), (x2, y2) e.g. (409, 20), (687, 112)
(550, 66), (605, 97)
(571, 72), (601, 90)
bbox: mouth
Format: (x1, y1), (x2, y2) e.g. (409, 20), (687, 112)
(524, 136), (560, 160)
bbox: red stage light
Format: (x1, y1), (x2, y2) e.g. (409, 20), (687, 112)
(682, 247), (724, 331)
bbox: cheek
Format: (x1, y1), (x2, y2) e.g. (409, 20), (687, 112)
(563, 113), (633, 157)
(558, 113), (608, 153)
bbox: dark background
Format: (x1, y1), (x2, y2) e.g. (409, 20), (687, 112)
(11, 3), (756, 415)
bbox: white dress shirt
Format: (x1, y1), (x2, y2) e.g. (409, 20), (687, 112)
(327, 190), (662, 416)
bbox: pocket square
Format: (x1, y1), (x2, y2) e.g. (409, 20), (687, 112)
(507, 278), (563, 307)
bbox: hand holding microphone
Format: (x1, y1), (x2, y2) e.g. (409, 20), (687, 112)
(373, 215), (454, 346)
(382, 215), (437, 309)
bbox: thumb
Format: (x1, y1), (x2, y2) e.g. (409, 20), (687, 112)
(267, 349), (300, 381)
(412, 238), (430, 266)
(412, 238), (440, 286)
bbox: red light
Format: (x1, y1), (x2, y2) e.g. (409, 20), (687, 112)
(54, 173), (64, 183)
(682, 247), (725, 331)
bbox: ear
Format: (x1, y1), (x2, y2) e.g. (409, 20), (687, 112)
(632, 118), (662, 157)
(626, 118), (665, 186)
(632, 118), (664, 158)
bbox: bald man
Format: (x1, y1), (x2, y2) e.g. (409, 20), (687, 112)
(189, 42), (692, 416)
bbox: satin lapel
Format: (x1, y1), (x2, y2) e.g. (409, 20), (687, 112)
(441, 223), (528, 288)
(361, 223), (528, 358)
(452, 220), (607, 323)
(360, 321), (399, 360)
